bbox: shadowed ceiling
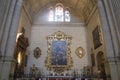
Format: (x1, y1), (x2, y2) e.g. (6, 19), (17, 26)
(23, 0), (97, 22)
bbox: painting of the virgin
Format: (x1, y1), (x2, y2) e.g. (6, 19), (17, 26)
(52, 41), (67, 65)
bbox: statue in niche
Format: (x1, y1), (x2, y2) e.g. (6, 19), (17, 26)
(34, 47), (41, 59)
(30, 64), (38, 74)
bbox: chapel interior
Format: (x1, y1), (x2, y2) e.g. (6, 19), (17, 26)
(0, 0), (120, 80)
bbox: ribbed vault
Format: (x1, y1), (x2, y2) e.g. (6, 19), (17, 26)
(23, 0), (97, 22)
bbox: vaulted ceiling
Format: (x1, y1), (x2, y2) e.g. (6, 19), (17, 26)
(23, 0), (97, 22)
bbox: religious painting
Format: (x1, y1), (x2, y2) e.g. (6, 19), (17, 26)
(45, 31), (73, 73)
(92, 26), (102, 49)
(52, 41), (67, 65)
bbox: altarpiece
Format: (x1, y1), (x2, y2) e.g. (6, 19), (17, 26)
(45, 31), (73, 73)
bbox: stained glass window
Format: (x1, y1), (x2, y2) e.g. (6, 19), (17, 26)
(55, 5), (64, 22)
(49, 8), (54, 21)
(48, 4), (70, 22)
(65, 10), (70, 22)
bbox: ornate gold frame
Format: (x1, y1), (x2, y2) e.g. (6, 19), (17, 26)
(45, 31), (73, 73)
(75, 47), (85, 58)
(34, 47), (41, 59)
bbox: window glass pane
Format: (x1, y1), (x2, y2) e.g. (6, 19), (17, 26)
(55, 5), (64, 22)
(48, 4), (70, 22)
(65, 10), (70, 22)
(49, 9), (54, 21)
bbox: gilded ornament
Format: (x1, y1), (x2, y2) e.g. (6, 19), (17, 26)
(34, 47), (41, 59)
(45, 31), (73, 73)
(75, 47), (85, 58)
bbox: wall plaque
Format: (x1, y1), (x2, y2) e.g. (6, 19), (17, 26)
(34, 47), (41, 59)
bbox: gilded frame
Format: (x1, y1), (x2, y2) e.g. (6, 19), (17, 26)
(45, 31), (73, 73)
(75, 47), (85, 58)
(92, 26), (102, 49)
(33, 47), (41, 59)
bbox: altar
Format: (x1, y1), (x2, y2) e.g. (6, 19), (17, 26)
(45, 76), (72, 80)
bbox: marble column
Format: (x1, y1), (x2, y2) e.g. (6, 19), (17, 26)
(109, 0), (120, 40)
(0, 0), (10, 52)
(104, 0), (120, 72)
(97, 0), (120, 80)
(0, 0), (23, 79)
(0, 0), (13, 77)
(107, 1), (120, 79)
(109, 0), (120, 57)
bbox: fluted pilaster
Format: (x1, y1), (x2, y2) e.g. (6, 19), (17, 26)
(97, 0), (120, 80)
(0, 0), (23, 79)
(109, 0), (120, 49)
(0, 0), (11, 47)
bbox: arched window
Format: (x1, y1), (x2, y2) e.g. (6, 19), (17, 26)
(55, 5), (64, 22)
(48, 8), (54, 21)
(48, 3), (70, 22)
(65, 9), (70, 22)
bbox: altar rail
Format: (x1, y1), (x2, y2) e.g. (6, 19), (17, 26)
(9, 73), (110, 80)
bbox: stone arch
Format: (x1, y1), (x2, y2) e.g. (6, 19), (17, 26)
(55, 3), (64, 8)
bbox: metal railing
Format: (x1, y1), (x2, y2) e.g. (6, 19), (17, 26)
(9, 73), (111, 80)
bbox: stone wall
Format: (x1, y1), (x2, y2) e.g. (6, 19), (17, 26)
(26, 22), (89, 74)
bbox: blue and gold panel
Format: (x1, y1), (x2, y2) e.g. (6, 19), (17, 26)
(45, 31), (73, 73)
(52, 41), (67, 65)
